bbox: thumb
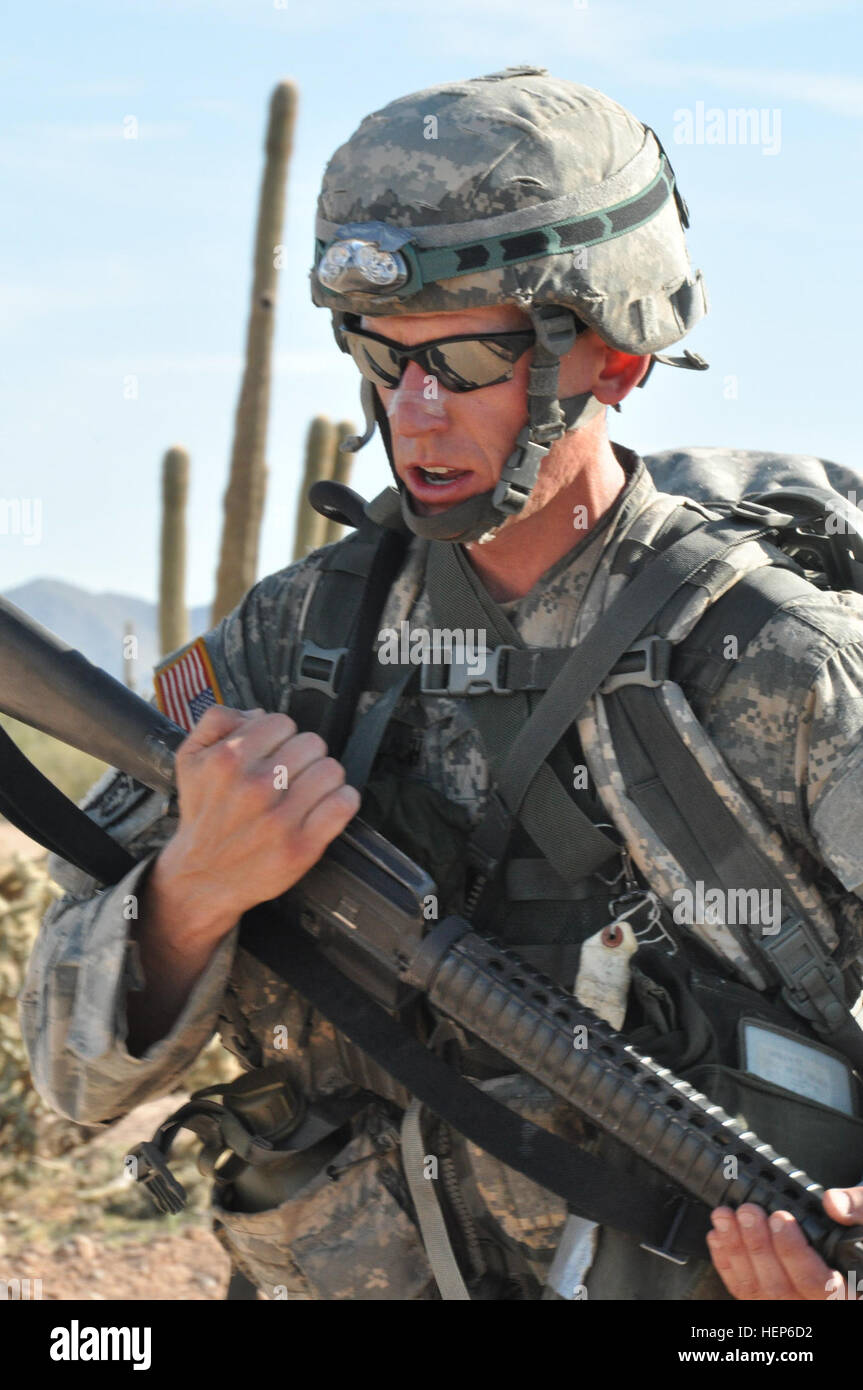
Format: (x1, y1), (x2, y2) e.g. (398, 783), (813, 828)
(823, 1187), (863, 1225)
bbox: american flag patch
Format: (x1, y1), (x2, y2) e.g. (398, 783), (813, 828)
(154, 637), (224, 733)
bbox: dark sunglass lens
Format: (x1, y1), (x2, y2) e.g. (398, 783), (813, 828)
(427, 338), (521, 392)
(343, 333), (402, 387)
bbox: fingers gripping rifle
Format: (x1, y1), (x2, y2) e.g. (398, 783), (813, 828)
(1, 594), (862, 1277)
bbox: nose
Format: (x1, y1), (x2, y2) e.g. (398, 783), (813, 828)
(384, 359), (449, 435)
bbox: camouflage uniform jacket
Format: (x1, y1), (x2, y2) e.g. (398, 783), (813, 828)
(19, 448), (863, 1300)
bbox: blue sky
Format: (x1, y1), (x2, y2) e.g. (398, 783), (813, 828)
(1, 0), (861, 608)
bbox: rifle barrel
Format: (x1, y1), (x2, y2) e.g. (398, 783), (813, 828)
(0, 597), (184, 795)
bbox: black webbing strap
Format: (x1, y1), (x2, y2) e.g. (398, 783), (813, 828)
(425, 542), (619, 887)
(672, 564), (814, 704)
(239, 899), (712, 1257)
(290, 520), (410, 762)
(493, 518), (771, 820)
(606, 681), (863, 1069)
(0, 725), (136, 884)
(606, 686), (788, 981)
(340, 665), (418, 792)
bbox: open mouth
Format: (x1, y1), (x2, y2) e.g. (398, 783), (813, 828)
(407, 465), (473, 499)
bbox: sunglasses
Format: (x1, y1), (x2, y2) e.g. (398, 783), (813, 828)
(337, 313), (540, 394)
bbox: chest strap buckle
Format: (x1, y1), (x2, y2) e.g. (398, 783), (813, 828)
(420, 646), (515, 696)
(294, 640), (349, 699)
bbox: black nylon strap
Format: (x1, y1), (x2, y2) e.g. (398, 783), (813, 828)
(290, 522), (410, 760)
(606, 682), (863, 1070)
(364, 646), (576, 694)
(425, 542), (619, 886)
(672, 565), (814, 703)
(0, 726), (136, 884)
(606, 687), (782, 982)
(239, 899), (712, 1257)
(341, 665), (418, 792)
(495, 519), (769, 818)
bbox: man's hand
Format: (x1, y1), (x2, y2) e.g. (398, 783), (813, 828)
(127, 706), (361, 1054)
(707, 1187), (863, 1299)
(153, 705), (362, 943)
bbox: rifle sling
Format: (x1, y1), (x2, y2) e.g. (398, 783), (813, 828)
(0, 726), (136, 884)
(239, 899), (713, 1259)
(0, 714), (713, 1257)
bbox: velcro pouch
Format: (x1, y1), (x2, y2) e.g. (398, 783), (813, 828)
(682, 1061), (863, 1191)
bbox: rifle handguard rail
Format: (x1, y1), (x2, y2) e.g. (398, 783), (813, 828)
(404, 917), (863, 1278)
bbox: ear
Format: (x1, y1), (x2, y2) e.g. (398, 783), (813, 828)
(591, 349), (652, 407)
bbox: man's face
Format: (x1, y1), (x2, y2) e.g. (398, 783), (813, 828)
(362, 303), (602, 517)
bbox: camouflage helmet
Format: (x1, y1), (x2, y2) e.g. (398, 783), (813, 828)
(311, 66), (708, 543)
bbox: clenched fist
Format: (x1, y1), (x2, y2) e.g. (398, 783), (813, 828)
(127, 706), (360, 1054)
(155, 705), (361, 939)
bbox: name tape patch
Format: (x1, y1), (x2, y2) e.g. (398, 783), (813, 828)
(154, 637), (224, 733)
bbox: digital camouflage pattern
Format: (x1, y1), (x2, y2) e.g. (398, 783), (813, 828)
(311, 66), (707, 356)
(19, 447), (863, 1300)
(211, 1107), (436, 1301)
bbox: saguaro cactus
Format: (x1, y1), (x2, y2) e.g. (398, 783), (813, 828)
(292, 415), (337, 561)
(211, 79), (298, 624)
(159, 445), (190, 657)
(321, 419), (357, 545)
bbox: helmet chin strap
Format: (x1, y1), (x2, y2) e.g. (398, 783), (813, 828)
(342, 305), (605, 545)
(398, 388), (604, 543)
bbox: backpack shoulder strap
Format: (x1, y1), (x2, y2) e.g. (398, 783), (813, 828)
(671, 563), (815, 705)
(600, 524), (863, 1066)
(288, 486), (410, 760)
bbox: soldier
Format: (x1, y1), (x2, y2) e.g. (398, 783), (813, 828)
(19, 67), (863, 1301)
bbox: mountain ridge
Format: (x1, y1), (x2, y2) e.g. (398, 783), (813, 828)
(3, 578), (211, 690)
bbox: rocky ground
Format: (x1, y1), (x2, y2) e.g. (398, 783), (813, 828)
(1, 1094), (235, 1302)
(0, 819), (240, 1302)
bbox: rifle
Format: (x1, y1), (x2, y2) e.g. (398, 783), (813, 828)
(1, 593), (862, 1277)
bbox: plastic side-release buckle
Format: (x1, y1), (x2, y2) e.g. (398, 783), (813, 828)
(599, 636), (672, 694)
(763, 917), (848, 1033)
(126, 1141), (187, 1214)
(293, 640), (349, 699)
(420, 646), (515, 696)
(492, 435), (550, 514)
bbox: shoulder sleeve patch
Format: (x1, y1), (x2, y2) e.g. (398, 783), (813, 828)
(154, 636), (224, 732)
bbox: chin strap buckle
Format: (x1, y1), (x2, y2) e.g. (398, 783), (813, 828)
(492, 430), (549, 515)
